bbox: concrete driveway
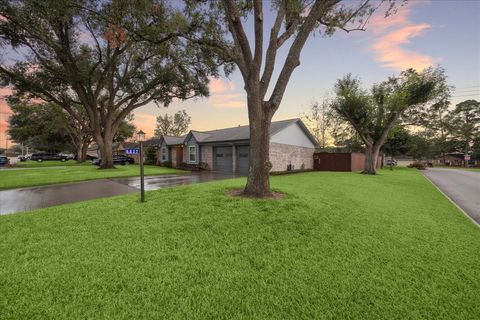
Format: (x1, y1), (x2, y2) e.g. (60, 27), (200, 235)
(423, 168), (480, 225)
(0, 171), (238, 215)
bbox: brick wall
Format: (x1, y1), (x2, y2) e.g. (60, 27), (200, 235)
(269, 142), (314, 172)
(200, 145), (213, 169)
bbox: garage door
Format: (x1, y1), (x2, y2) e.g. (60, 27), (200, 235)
(236, 146), (249, 175)
(213, 147), (233, 172)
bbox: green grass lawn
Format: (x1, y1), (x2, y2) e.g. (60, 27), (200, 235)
(13, 160), (91, 168)
(0, 164), (184, 189)
(0, 169), (478, 319)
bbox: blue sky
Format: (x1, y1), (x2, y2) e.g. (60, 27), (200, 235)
(132, 0), (480, 137)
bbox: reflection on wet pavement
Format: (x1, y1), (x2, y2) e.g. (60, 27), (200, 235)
(112, 172), (240, 191)
(0, 172), (240, 215)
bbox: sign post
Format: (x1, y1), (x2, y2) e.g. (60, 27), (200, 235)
(464, 154), (471, 168)
(136, 130), (146, 203)
(140, 140), (145, 203)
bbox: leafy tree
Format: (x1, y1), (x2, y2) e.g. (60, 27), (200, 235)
(114, 114), (136, 143)
(331, 67), (447, 174)
(182, 0), (396, 196)
(0, 0), (220, 168)
(8, 102), (74, 153)
(154, 110), (191, 137)
(448, 99), (480, 164)
(406, 132), (436, 160)
(8, 99), (94, 161)
(302, 100), (330, 148)
(407, 96), (454, 163)
(144, 145), (157, 165)
(382, 126), (410, 161)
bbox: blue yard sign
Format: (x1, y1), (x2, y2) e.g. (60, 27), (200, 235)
(126, 148), (139, 155)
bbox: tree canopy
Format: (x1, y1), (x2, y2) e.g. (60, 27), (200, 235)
(154, 110), (191, 137)
(0, 0), (223, 168)
(331, 67), (448, 174)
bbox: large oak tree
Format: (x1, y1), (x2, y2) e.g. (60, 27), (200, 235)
(331, 67), (447, 174)
(182, 0), (399, 197)
(0, 0), (222, 168)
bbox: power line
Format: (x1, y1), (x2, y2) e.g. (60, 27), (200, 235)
(455, 85), (480, 89)
(451, 94), (480, 98)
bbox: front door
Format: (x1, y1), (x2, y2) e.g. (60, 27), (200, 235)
(176, 146), (183, 164)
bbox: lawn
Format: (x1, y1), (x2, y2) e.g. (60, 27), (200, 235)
(0, 164), (184, 189)
(13, 160), (91, 168)
(0, 169), (478, 319)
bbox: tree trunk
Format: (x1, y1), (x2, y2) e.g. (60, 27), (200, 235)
(75, 144), (83, 163)
(243, 99), (273, 197)
(363, 144), (380, 175)
(96, 132), (115, 169)
(80, 141), (89, 162)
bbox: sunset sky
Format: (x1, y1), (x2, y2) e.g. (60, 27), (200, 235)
(1, 0), (479, 144)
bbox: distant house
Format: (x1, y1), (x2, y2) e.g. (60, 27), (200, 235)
(431, 153), (465, 167)
(157, 118), (318, 174)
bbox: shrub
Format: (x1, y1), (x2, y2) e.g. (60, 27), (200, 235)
(408, 161), (427, 170)
(198, 162), (209, 170)
(160, 161), (172, 168)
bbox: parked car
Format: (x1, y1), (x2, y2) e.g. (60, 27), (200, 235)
(386, 159), (397, 166)
(60, 153), (75, 160)
(17, 155), (27, 162)
(0, 156), (10, 166)
(92, 155), (135, 166)
(30, 152), (68, 162)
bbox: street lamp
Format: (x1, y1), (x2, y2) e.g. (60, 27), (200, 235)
(137, 130), (146, 203)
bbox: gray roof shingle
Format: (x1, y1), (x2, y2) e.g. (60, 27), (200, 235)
(159, 118), (317, 146)
(195, 118), (300, 143)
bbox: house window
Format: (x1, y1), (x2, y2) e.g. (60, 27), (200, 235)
(189, 145), (196, 162)
(161, 147), (167, 161)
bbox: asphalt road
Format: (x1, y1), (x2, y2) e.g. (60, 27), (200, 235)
(0, 172), (238, 215)
(423, 168), (480, 225)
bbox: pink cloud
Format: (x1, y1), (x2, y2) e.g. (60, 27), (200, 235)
(208, 78), (245, 109)
(209, 78), (235, 94)
(0, 88), (12, 142)
(367, 2), (436, 71)
(131, 112), (157, 138)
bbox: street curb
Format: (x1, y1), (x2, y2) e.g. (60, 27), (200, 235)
(422, 172), (480, 229)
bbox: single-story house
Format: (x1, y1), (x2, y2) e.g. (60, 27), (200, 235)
(431, 153), (465, 167)
(158, 118), (318, 174)
(157, 135), (187, 167)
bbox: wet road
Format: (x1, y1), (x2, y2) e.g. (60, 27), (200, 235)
(423, 168), (480, 225)
(0, 172), (238, 215)
(113, 171), (240, 191)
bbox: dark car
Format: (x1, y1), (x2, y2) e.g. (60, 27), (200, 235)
(92, 155), (135, 166)
(386, 159), (397, 166)
(30, 152), (68, 162)
(0, 156), (9, 166)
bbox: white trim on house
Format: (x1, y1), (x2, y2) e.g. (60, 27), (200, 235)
(270, 122), (316, 148)
(188, 145), (197, 163)
(161, 147), (168, 161)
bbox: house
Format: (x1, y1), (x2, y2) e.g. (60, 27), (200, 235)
(157, 118), (317, 174)
(431, 153), (465, 167)
(158, 135), (186, 167)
